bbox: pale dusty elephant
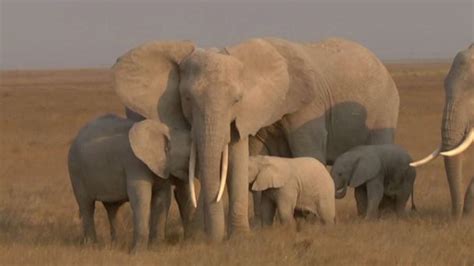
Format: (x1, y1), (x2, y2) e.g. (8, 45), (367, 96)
(331, 144), (416, 219)
(112, 37), (399, 241)
(248, 156), (336, 227)
(68, 114), (194, 251)
(411, 43), (474, 218)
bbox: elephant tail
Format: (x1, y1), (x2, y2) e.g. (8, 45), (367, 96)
(408, 166), (417, 212)
(411, 189), (417, 212)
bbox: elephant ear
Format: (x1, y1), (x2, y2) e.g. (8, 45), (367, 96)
(226, 38), (317, 138)
(113, 41), (194, 129)
(349, 151), (381, 188)
(226, 39), (290, 137)
(129, 119), (171, 178)
(251, 162), (289, 191)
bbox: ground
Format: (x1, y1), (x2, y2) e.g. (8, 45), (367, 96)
(0, 64), (473, 265)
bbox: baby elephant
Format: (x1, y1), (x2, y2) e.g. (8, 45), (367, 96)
(68, 114), (193, 251)
(331, 144), (416, 219)
(249, 156), (336, 227)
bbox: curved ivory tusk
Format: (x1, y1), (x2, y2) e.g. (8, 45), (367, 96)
(216, 144), (229, 203)
(440, 129), (474, 157)
(410, 147), (441, 167)
(188, 141), (197, 208)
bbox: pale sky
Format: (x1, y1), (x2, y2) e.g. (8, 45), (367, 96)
(0, 0), (473, 69)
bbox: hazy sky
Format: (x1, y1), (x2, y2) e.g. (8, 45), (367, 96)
(1, 0), (473, 69)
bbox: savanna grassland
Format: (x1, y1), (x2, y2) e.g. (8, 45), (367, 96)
(0, 63), (473, 265)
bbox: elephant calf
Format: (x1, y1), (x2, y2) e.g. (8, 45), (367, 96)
(249, 156), (336, 227)
(68, 114), (193, 251)
(331, 144), (416, 219)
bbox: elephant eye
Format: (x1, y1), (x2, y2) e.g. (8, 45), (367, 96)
(233, 93), (243, 104)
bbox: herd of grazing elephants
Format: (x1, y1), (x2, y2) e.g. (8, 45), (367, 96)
(67, 37), (474, 252)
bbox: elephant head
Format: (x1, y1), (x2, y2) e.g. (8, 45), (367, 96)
(248, 156), (290, 191)
(410, 43), (474, 217)
(330, 149), (381, 199)
(112, 39), (316, 240)
(128, 119), (191, 182)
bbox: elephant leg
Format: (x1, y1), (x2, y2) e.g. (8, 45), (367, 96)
(79, 199), (97, 244)
(228, 136), (250, 235)
(379, 195), (396, 213)
(103, 202), (122, 243)
(365, 179), (384, 219)
(127, 173), (153, 252)
(394, 191), (410, 217)
(183, 190), (205, 239)
(463, 177), (474, 216)
(260, 194), (276, 227)
(277, 204), (296, 228)
(276, 191), (296, 228)
(251, 191), (262, 229)
(354, 186), (368, 217)
(149, 179), (172, 245)
(173, 179), (196, 239)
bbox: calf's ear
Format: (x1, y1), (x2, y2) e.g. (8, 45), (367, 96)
(349, 152), (381, 188)
(129, 119), (170, 179)
(251, 163), (288, 191)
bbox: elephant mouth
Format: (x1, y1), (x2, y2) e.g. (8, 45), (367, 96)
(335, 186), (347, 199)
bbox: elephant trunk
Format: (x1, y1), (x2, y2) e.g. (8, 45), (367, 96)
(194, 115), (229, 242)
(441, 99), (467, 218)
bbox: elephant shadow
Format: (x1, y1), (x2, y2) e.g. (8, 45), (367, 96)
(255, 101), (396, 165)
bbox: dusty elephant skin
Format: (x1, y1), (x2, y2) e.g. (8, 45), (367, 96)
(331, 144), (416, 219)
(248, 156), (336, 227)
(411, 43), (474, 218)
(112, 37), (399, 241)
(68, 114), (194, 251)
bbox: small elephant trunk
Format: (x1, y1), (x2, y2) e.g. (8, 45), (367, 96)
(335, 184), (347, 199)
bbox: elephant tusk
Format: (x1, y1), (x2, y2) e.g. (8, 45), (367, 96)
(409, 147), (441, 167)
(216, 144), (229, 203)
(188, 141), (197, 208)
(440, 129), (474, 157)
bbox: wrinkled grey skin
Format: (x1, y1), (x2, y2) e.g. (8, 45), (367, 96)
(113, 37), (399, 241)
(249, 156), (336, 227)
(331, 145), (416, 219)
(68, 114), (194, 251)
(440, 44), (474, 217)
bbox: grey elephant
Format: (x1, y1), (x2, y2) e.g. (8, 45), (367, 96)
(112, 37), (399, 241)
(411, 43), (474, 218)
(331, 144), (416, 219)
(68, 114), (194, 251)
(248, 156), (336, 227)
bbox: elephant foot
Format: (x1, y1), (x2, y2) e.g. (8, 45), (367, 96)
(227, 227), (252, 241)
(81, 236), (98, 246)
(129, 243), (148, 254)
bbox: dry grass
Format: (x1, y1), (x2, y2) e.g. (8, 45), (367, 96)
(1, 63), (473, 265)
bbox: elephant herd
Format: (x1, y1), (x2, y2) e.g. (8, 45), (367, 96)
(67, 37), (474, 252)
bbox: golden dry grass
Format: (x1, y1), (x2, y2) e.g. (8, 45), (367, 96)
(0, 64), (473, 265)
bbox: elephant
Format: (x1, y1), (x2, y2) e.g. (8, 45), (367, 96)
(68, 114), (194, 251)
(410, 43), (474, 218)
(248, 156), (336, 227)
(112, 37), (399, 241)
(331, 144), (416, 219)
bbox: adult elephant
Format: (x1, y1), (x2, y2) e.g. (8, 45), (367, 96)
(411, 43), (474, 218)
(112, 37), (399, 241)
